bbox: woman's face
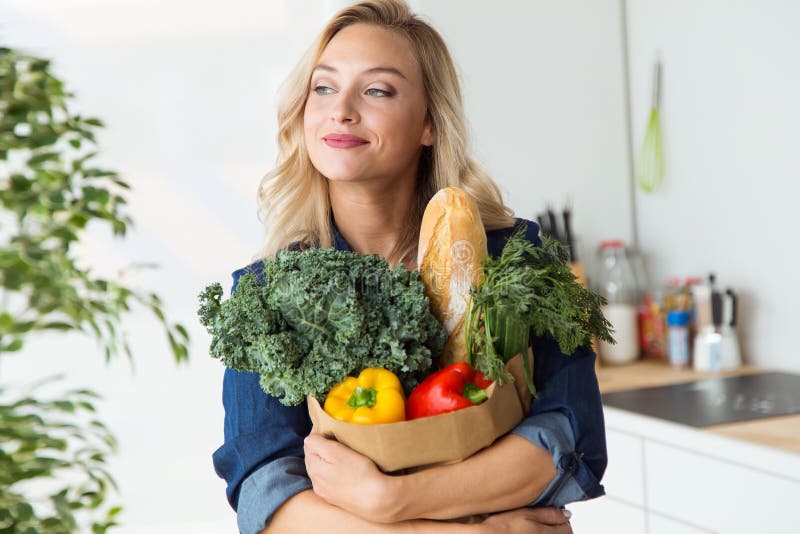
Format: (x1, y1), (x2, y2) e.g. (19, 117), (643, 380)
(303, 23), (433, 185)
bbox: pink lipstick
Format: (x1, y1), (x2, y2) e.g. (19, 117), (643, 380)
(323, 133), (369, 148)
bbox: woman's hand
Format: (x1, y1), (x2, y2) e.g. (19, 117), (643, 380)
(304, 432), (396, 523)
(477, 507), (573, 534)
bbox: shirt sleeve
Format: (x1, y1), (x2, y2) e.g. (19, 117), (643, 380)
(211, 266), (313, 533)
(510, 338), (607, 508)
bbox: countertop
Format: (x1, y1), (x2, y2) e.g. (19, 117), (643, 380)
(595, 359), (800, 454)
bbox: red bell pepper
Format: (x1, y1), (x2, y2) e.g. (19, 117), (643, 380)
(406, 362), (494, 420)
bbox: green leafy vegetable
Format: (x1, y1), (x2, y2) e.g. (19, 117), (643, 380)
(198, 247), (446, 406)
(466, 225), (614, 396)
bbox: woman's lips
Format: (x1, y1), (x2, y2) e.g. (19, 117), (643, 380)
(323, 134), (369, 149)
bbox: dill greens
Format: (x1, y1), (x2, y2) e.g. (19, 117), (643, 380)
(198, 247), (446, 406)
(466, 225), (614, 396)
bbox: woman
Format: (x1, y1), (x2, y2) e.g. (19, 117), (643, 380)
(213, 1), (606, 532)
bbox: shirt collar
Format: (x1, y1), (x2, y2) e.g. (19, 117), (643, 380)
(330, 216), (352, 252)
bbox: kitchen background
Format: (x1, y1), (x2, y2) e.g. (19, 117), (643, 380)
(1, 0), (797, 532)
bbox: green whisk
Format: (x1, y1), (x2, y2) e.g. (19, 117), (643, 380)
(636, 60), (665, 193)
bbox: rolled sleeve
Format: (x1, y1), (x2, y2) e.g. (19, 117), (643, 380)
(236, 456), (313, 534)
(511, 411), (594, 507)
(510, 335), (607, 508)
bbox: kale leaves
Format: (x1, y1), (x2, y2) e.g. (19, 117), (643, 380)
(198, 247), (446, 406)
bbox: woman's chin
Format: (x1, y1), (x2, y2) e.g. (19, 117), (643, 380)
(322, 169), (369, 184)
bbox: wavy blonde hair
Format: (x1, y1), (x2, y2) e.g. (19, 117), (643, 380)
(256, 0), (516, 267)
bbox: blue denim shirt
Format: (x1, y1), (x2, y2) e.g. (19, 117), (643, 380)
(212, 218), (607, 533)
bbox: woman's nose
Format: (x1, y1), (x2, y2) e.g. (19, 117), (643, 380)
(330, 91), (360, 124)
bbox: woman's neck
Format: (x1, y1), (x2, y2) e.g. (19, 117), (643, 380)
(329, 176), (416, 264)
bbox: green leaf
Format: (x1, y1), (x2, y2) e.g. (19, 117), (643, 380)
(15, 502), (34, 521)
(10, 174), (33, 192)
(9, 320), (37, 334)
(0, 311), (14, 332)
(3, 338), (24, 352)
(41, 321), (74, 331)
(53, 400), (76, 413)
(174, 323), (189, 341)
(50, 226), (79, 242)
(111, 177), (131, 190)
(27, 151), (60, 166)
(77, 401), (96, 413)
(68, 213), (90, 228)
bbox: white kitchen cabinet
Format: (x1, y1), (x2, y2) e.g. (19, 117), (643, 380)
(591, 406), (800, 534)
(603, 429), (646, 506)
(645, 440), (798, 534)
(569, 496), (646, 534)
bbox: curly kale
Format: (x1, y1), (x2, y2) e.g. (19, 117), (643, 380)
(198, 247), (446, 406)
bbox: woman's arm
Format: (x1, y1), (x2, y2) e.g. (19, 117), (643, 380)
(260, 490), (478, 534)
(304, 432), (558, 523)
(389, 433), (557, 521)
(262, 489), (572, 534)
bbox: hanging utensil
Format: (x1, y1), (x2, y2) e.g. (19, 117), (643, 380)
(636, 59), (665, 193)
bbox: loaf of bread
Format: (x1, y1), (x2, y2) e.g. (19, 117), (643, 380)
(417, 187), (488, 366)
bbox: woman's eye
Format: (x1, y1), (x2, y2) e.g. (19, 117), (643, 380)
(366, 88), (392, 97)
(312, 86), (392, 97)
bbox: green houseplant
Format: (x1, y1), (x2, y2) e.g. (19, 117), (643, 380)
(0, 46), (190, 532)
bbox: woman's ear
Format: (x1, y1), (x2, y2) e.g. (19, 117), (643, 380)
(421, 119), (434, 147)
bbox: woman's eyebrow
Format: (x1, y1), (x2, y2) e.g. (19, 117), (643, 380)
(312, 63), (408, 81)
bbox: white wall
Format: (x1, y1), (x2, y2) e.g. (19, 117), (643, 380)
(420, 0), (632, 267)
(625, 0), (800, 371)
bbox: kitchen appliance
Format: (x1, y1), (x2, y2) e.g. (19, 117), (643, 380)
(602, 372), (800, 427)
(694, 276), (741, 371)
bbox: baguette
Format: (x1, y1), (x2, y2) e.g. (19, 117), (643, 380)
(417, 187), (487, 366)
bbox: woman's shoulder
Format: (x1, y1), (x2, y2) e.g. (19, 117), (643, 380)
(229, 242), (305, 294)
(486, 217), (542, 258)
(229, 260), (265, 295)
(232, 259), (265, 279)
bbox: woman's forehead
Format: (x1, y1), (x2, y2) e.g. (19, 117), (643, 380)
(317, 24), (421, 82)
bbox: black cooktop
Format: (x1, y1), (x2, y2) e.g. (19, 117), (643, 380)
(601, 372), (800, 427)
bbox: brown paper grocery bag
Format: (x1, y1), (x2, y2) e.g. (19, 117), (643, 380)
(307, 347), (534, 473)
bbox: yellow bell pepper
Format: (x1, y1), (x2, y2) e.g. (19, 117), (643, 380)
(323, 368), (406, 425)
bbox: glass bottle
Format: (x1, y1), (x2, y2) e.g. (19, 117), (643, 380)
(596, 240), (640, 364)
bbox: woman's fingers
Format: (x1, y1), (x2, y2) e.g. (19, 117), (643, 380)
(304, 433), (346, 463)
(525, 507), (572, 525)
(303, 433), (393, 522)
(481, 507), (573, 533)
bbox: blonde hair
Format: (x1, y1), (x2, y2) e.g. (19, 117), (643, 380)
(255, 0), (516, 267)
